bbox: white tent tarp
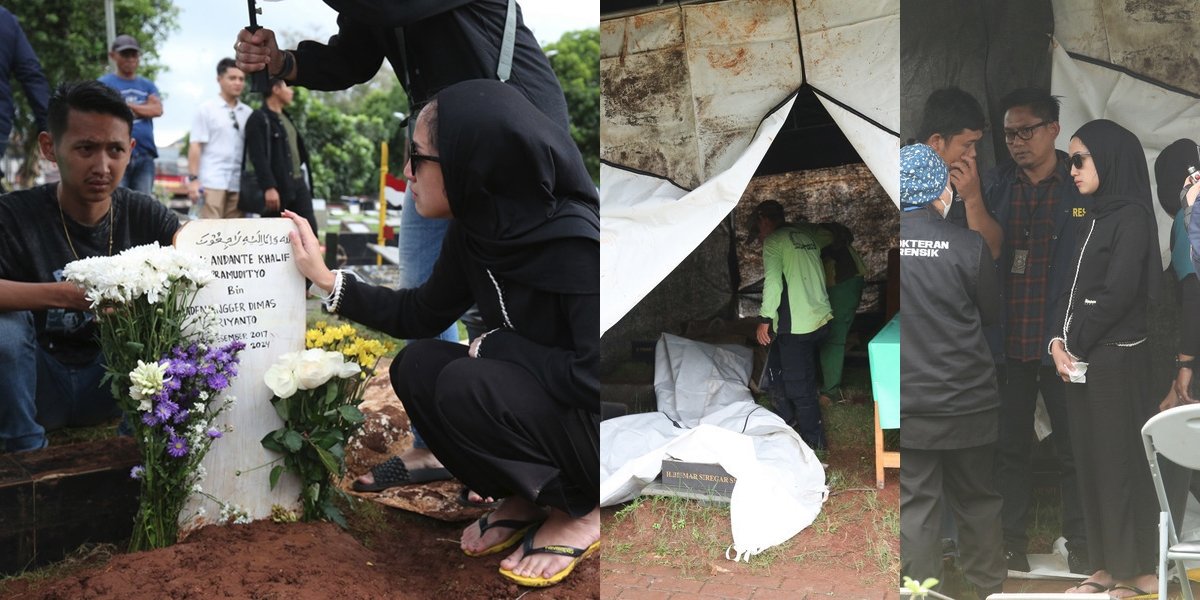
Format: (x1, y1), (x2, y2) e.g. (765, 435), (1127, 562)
(1050, 37), (1200, 268)
(600, 0), (899, 334)
(600, 334), (828, 561)
(600, 96), (794, 335)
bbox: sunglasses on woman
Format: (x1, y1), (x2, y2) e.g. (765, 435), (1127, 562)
(409, 140), (441, 172)
(1069, 152), (1092, 169)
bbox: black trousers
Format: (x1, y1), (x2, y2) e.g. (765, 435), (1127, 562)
(766, 324), (830, 450)
(996, 360), (1086, 554)
(1066, 344), (1158, 579)
(263, 178), (318, 236)
(390, 340), (599, 517)
(901, 444), (1006, 591)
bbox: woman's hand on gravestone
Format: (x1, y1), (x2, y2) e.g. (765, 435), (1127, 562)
(281, 210), (336, 294)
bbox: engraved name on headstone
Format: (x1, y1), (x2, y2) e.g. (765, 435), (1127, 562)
(175, 219), (304, 526)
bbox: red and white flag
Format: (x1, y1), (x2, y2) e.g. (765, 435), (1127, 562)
(385, 173), (406, 207)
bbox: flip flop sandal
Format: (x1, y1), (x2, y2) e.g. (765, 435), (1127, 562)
(1108, 583), (1157, 599)
(350, 456), (452, 492)
(462, 513), (542, 557)
(1069, 581), (1109, 594)
(457, 487), (501, 510)
(498, 525), (600, 588)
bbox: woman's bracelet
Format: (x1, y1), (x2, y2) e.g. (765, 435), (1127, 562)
(310, 270), (349, 313)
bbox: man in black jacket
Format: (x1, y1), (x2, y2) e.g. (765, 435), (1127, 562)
(900, 143), (1005, 598)
(243, 78), (316, 234)
(232, 0), (570, 497)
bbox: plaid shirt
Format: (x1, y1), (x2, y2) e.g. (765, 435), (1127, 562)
(1004, 167), (1063, 361)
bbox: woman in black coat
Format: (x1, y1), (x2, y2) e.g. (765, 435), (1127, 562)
(283, 79), (599, 588)
(1050, 119), (1159, 597)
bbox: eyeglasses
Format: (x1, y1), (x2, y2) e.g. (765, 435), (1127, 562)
(1003, 121), (1051, 143)
(409, 140), (440, 172)
(1068, 152), (1092, 169)
(229, 110), (239, 131)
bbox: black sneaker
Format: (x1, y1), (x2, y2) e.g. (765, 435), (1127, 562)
(1005, 550), (1030, 572)
(1067, 549), (1091, 575)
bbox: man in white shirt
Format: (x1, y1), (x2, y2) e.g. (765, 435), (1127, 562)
(187, 58), (251, 219)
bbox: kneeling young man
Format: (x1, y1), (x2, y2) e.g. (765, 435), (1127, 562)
(0, 80), (179, 452)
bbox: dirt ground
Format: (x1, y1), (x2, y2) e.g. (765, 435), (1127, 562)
(600, 398), (900, 599)
(0, 515), (598, 600)
(0, 358), (599, 600)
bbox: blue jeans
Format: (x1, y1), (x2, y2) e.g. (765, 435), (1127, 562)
(399, 186), (459, 450)
(121, 152), (156, 195)
(0, 311), (116, 452)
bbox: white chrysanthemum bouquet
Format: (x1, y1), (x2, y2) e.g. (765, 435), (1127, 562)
(64, 244), (244, 551)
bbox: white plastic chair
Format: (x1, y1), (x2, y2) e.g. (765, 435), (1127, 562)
(1141, 403), (1200, 600)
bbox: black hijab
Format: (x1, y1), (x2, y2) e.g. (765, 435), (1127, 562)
(1072, 119), (1159, 298)
(1154, 138), (1199, 216)
(433, 79), (599, 295)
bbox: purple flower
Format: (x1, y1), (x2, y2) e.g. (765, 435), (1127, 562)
(167, 435), (189, 458)
(172, 409), (189, 424)
(154, 399), (179, 422)
(207, 373), (229, 391)
(141, 411), (160, 427)
(206, 428), (223, 439)
(130, 465), (144, 479)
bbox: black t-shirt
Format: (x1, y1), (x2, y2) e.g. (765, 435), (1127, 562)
(0, 184), (180, 364)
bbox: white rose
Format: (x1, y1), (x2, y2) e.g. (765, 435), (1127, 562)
(336, 358), (361, 379)
(295, 348), (337, 390)
(263, 362), (299, 399)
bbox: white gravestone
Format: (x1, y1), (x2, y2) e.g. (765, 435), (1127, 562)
(175, 219), (305, 526)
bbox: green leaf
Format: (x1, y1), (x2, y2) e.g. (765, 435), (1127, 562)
(324, 502), (348, 528)
(338, 405), (364, 424)
(282, 430), (304, 453)
(312, 443), (340, 475)
(272, 397), (290, 421)
(260, 430), (284, 453)
(324, 383), (339, 405)
(268, 465), (284, 490)
(124, 340), (145, 352)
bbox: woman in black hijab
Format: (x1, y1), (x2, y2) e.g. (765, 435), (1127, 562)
(285, 79), (599, 587)
(1050, 119), (1159, 597)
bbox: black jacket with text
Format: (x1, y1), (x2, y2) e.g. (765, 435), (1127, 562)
(900, 207), (1002, 449)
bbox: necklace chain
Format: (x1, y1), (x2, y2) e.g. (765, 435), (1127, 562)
(58, 196), (113, 260)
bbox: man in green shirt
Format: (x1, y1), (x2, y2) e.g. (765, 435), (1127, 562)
(753, 200), (834, 450)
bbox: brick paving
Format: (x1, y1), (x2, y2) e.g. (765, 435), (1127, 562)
(602, 563), (901, 599)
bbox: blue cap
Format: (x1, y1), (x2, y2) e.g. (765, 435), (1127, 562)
(900, 144), (949, 212)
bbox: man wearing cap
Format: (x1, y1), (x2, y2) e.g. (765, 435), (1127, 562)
(753, 200), (833, 451)
(899, 143), (1005, 598)
(98, 35), (162, 195)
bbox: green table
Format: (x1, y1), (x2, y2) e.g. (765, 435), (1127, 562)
(869, 314), (900, 429)
(868, 314), (900, 488)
